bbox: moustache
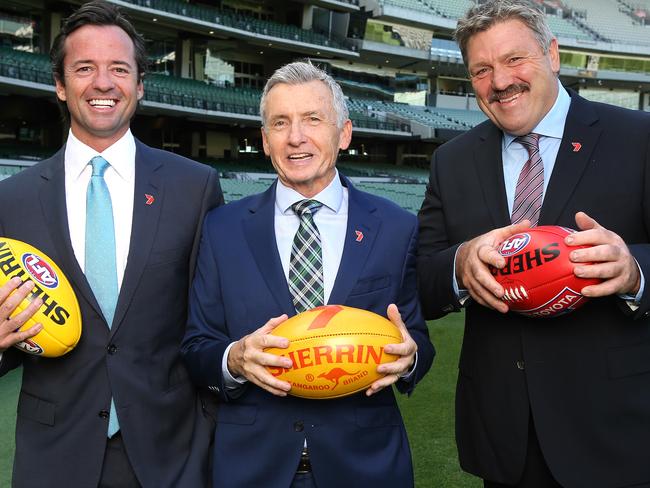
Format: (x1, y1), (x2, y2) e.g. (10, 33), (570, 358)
(489, 84), (529, 103)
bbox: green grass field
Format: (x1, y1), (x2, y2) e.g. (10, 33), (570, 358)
(0, 313), (480, 488)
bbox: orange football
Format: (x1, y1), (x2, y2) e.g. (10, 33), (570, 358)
(265, 305), (402, 399)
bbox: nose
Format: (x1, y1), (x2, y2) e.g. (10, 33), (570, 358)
(287, 119), (307, 146)
(490, 64), (512, 91)
(92, 67), (115, 91)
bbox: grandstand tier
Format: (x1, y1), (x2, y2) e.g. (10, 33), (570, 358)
(0, 0), (648, 212)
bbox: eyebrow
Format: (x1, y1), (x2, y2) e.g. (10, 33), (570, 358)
(69, 59), (134, 68)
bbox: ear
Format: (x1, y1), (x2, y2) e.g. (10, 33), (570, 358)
(261, 127), (271, 156)
(137, 77), (144, 101)
(54, 77), (67, 102)
(548, 37), (560, 74)
(338, 119), (352, 151)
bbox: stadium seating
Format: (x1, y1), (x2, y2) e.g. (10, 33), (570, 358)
(354, 181), (426, 213)
(421, 0), (475, 19)
(121, 0), (355, 51)
(379, 0), (473, 19)
(144, 74), (260, 115)
(433, 107), (487, 127)
(0, 47), (52, 85)
(545, 15), (594, 41)
(561, 0), (650, 46)
(0, 145), (56, 162)
(218, 175), (425, 213)
(219, 178), (274, 202)
(338, 162), (430, 182)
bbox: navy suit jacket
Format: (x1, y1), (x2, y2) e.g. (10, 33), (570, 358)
(182, 174), (434, 488)
(0, 140), (223, 487)
(417, 90), (650, 487)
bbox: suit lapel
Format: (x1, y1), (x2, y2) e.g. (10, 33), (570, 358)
(328, 176), (380, 305)
(243, 182), (296, 315)
(111, 141), (164, 334)
(38, 149), (104, 319)
(474, 123), (511, 228)
(540, 92), (601, 225)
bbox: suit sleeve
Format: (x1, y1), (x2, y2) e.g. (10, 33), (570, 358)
(0, 219), (24, 375)
(188, 167), (224, 287)
(626, 130), (650, 319)
(394, 219), (435, 395)
(182, 213), (241, 402)
(417, 150), (464, 320)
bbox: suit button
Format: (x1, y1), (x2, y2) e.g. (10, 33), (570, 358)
(294, 421), (304, 432)
(107, 344), (117, 355)
(98, 410), (110, 419)
(516, 360), (525, 370)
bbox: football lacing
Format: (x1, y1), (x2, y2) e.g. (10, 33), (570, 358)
(502, 285), (529, 302)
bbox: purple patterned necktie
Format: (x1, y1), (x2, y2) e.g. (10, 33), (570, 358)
(511, 133), (544, 226)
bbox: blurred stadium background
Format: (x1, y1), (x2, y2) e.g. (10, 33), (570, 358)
(0, 0), (649, 486)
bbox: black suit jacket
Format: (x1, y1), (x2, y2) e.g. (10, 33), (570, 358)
(417, 91), (650, 487)
(0, 140), (223, 487)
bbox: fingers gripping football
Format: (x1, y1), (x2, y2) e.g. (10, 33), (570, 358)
(456, 221), (532, 312)
(568, 212), (640, 297)
(227, 315), (293, 396)
(367, 304), (417, 396)
(0, 278), (43, 352)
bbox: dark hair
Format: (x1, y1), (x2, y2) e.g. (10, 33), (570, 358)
(454, 0), (553, 66)
(50, 0), (147, 123)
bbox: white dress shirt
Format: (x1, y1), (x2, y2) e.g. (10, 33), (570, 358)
(64, 129), (136, 287)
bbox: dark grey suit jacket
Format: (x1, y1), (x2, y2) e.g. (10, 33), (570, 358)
(0, 139), (223, 487)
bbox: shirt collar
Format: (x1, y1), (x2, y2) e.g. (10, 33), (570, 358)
(503, 79), (570, 149)
(64, 129), (136, 181)
(276, 169), (344, 215)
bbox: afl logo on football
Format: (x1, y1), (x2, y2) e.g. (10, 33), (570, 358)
(498, 233), (531, 257)
(22, 253), (58, 288)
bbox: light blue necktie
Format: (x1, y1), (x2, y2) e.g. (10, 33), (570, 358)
(85, 155), (120, 437)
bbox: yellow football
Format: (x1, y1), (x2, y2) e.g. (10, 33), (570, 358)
(265, 305), (402, 399)
(0, 238), (81, 357)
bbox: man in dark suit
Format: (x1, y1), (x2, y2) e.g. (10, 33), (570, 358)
(417, 1), (650, 487)
(181, 61), (434, 488)
(0, 2), (222, 486)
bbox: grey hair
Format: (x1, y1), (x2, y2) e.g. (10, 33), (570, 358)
(454, 0), (554, 65)
(260, 60), (349, 129)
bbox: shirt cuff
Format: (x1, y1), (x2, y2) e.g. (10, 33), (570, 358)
(222, 342), (248, 389)
(399, 352), (418, 380)
(618, 259), (645, 310)
(453, 246), (471, 306)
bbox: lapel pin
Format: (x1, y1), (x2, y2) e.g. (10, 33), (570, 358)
(145, 194), (155, 205)
(355, 230), (364, 242)
(571, 142), (582, 153)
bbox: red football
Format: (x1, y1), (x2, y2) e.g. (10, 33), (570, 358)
(490, 226), (601, 318)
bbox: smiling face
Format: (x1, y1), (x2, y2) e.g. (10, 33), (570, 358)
(55, 24), (143, 152)
(261, 80), (352, 198)
(466, 19), (560, 136)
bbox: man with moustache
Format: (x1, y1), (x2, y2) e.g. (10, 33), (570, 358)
(0, 2), (222, 486)
(417, 1), (650, 487)
(182, 61), (434, 488)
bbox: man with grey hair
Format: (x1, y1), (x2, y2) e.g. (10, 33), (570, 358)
(182, 60), (434, 488)
(417, 0), (650, 487)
